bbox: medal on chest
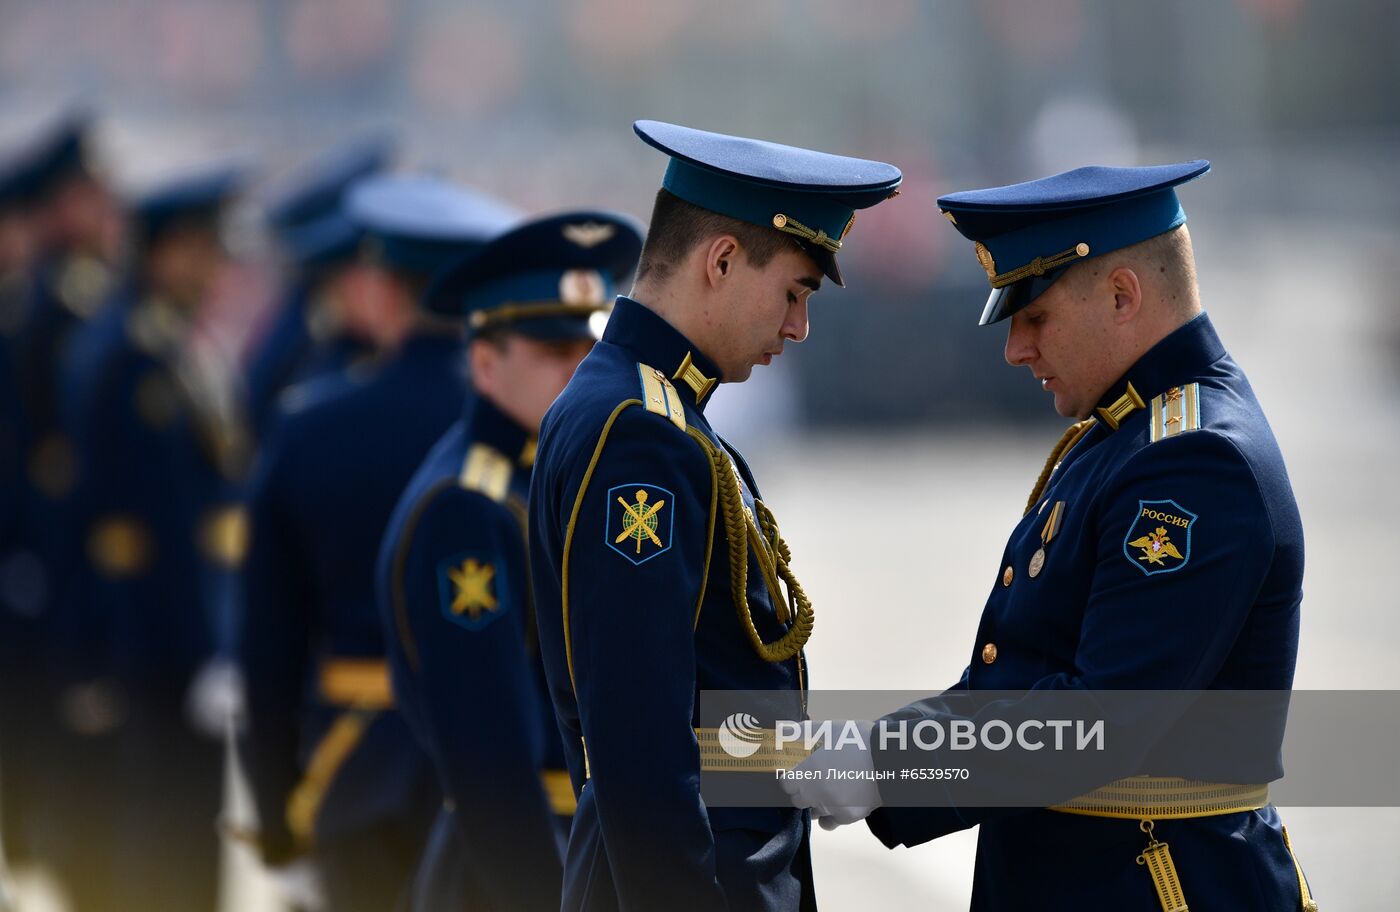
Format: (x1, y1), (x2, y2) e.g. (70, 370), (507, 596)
(1029, 499), (1065, 579)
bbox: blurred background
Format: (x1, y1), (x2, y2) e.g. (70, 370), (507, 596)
(1, 0), (1397, 909)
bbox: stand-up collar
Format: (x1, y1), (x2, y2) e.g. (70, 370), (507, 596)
(1092, 312), (1226, 430)
(601, 296), (722, 413)
(464, 393), (536, 469)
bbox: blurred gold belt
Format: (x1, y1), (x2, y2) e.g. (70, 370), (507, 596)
(541, 769), (578, 816)
(319, 658), (394, 709)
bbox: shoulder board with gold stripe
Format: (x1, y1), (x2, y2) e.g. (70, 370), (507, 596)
(459, 443), (512, 501)
(636, 362), (686, 432)
(1148, 383), (1202, 442)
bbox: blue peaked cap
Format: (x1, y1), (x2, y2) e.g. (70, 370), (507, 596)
(426, 210), (644, 341)
(1, 111), (95, 206)
(131, 163), (245, 246)
(264, 136), (392, 235)
(634, 120), (902, 287)
(344, 174), (521, 283)
(279, 211), (362, 272)
(938, 160), (1210, 324)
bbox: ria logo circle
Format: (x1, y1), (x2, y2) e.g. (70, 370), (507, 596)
(718, 712), (765, 758)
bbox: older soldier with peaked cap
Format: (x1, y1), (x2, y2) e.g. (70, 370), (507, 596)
(378, 209), (642, 911)
(237, 174), (518, 912)
(528, 120), (901, 911)
(786, 163), (1315, 911)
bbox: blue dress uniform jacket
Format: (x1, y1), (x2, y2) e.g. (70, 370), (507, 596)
(60, 285), (244, 690)
(866, 313), (1313, 910)
(377, 394), (570, 912)
(238, 333), (463, 891)
(530, 297), (815, 912)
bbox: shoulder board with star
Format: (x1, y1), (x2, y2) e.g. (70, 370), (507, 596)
(635, 361), (686, 432)
(459, 443), (513, 501)
(1147, 383), (1202, 443)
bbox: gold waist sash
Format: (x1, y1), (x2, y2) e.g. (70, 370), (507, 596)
(1049, 776), (1269, 820)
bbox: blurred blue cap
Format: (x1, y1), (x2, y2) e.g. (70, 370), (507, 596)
(2, 111), (95, 206)
(131, 163), (246, 246)
(426, 210), (644, 340)
(634, 119), (902, 287)
(345, 174), (520, 283)
(938, 160), (1211, 325)
(264, 136), (392, 235)
(279, 211), (362, 272)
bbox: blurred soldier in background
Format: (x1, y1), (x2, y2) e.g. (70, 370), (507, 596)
(237, 173), (518, 912)
(244, 138), (392, 437)
(528, 121), (901, 911)
(0, 112), (124, 906)
(11, 113), (122, 611)
(0, 127), (41, 892)
(54, 162), (248, 911)
(378, 210), (641, 911)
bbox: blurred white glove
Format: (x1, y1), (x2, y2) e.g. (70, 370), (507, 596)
(185, 658), (245, 739)
(779, 720), (881, 831)
(0, 866), (15, 912)
(264, 858), (327, 911)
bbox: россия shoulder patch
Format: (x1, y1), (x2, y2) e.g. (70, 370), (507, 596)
(1123, 499), (1196, 575)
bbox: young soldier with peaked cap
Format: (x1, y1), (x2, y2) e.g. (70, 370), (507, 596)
(376, 210), (642, 912)
(237, 174), (519, 912)
(528, 120), (901, 911)
(786, 163), (1315, 911)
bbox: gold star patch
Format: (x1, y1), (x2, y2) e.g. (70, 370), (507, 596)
(440, 556), (501, 628)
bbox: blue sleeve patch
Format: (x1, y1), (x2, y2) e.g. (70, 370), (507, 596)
(605, 483), (675, 565)
(1122, 499), (1196, 576)
(437, 550), (508, 630)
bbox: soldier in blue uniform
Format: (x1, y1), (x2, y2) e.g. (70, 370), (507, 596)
(786, 163), (1315, 911)
(245, 138), (391, 435)
(377, 210), (642, 912)
(528, 121), (902, 911)
(11, 114), (122, 605)
(237, 173), (519, 911)
(56, 163), (248, 911)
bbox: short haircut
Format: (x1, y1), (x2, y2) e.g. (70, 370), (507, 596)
(635, 189), (795, 283)
(1065, 225), (1198, 310)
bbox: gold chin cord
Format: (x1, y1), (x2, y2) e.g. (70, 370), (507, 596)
(690, 429), (813, 663)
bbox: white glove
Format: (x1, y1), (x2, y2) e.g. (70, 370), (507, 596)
(264, 858), (327, 911)
(185, 658), (245, 739)
(779, 720), (881, 830)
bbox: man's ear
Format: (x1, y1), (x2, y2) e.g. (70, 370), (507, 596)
(1109, 266), (1142, 324)
(468, 336), (500, 395)
(704, 235), (740, 288)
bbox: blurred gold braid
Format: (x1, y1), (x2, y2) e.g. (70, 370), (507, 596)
(689, 429), (813, 662)
(1024, 419), (1095, 515)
